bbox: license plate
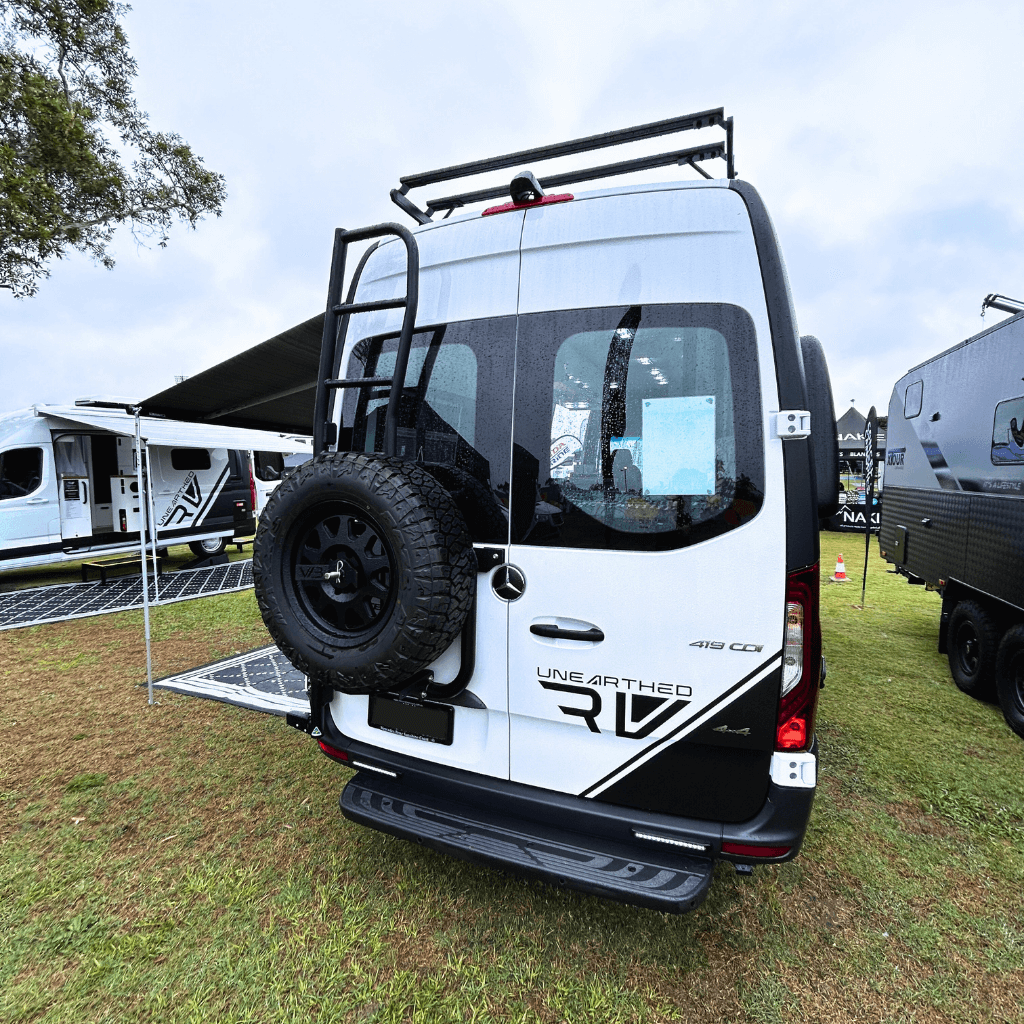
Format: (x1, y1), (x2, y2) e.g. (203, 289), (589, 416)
(368, 695), (454, 745)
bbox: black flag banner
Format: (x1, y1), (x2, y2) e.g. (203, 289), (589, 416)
(861, 406), (878, 607)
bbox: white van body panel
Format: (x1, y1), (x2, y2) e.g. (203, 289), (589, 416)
(347, 210), (527, 341)
(325, 181), (788, 795)
(507, 186), (787, 796)
(0, 411), (61, 557)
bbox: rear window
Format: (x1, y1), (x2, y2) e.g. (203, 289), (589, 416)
(510, 304), (764, 551)
(171, 448), (212, 472)
(341, 318), (516, 543)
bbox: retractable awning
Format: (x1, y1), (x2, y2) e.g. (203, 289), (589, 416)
(37, 405), (312, 454)
(139, 314), (324, 435)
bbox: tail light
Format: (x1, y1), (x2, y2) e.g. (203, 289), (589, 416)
(317, 739), (349, 761)
(776, 563), (821, 751)
(721, 842), (792, 858)
(248, 459), (257, 514)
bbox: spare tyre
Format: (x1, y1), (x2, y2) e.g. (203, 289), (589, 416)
(253, 452), (475, 694)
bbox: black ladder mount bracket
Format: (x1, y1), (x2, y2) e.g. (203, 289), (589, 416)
(390, 108), (735, 222)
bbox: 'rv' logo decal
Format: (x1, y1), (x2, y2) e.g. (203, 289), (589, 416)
(160, 472), (202, 527)
(537, 667), (691, 738)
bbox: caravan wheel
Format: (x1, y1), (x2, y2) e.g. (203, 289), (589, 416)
(253, 452), (475, 695)
(995, 625), (1024, 740)
(947, 600), (999, 701)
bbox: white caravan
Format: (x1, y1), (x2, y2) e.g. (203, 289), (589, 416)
(0, 403), (311, 572)
(254, 111), (839, 912)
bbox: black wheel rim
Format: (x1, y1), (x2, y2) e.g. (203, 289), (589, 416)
(1011, 650), (1024, 713)
(286, 501), (395, 640)
(954, 621), (980, 678)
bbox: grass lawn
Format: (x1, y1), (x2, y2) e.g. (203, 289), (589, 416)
(1, 533), (1022, 1023)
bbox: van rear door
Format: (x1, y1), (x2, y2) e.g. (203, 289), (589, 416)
(505, 186), (788, 821)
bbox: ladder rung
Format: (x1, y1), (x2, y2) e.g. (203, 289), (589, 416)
(325, 377), (394, 389)
(333, 298), (407, 315)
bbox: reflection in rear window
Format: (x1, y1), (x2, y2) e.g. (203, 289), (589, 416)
(512, 304), (765, 552)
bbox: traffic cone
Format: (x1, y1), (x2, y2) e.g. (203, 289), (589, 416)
(831, 553), (847, 582)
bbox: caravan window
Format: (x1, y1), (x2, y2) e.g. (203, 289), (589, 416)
(0, 447), (43, 499)
(904, 381), (923, 419)
(171, 448), (212, 472)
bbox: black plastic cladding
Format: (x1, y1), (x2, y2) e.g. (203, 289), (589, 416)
(729, 180), (819, 573)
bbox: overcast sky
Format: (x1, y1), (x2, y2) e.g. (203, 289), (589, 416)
(4, 0), (1023, 420)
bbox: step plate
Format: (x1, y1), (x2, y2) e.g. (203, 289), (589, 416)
(341, 773), (713, 913)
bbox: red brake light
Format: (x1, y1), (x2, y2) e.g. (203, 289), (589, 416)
(721, 842), (792, 858)
(317, 739), (349, 761)
(482, 193), (574, 216)
(248, 459), (257, 513)
(776, 564), (821, 752)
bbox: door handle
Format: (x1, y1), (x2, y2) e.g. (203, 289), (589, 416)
(530, 624), (605, 642)
(27, 497), (48, 504)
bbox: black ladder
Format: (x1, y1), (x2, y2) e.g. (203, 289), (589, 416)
(313, 223), (421, 456)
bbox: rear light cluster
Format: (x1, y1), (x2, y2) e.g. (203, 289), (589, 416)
(248, 460), (257, 514)
(776, 563), (822, 751)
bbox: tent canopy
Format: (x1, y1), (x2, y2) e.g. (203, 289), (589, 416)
(38, 405), (312, 454)
(836, 406), (887, 453)
(140, 314), (324, 435)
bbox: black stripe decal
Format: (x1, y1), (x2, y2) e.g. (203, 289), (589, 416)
(919, 439), (961, 491)
(192, 466), (230, 524)
(579, 651), (783, 797)
(0, 541), (64, 561)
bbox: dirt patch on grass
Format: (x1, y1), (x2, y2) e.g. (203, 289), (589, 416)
(885, 800), (960, 840)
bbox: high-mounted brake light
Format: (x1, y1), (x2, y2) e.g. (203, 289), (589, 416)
(482, 193), (574, 217)
(317, 739), (349, 761)
(776, 564), (821, 752)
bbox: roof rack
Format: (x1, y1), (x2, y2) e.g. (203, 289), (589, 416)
(390, 108), (734, 225)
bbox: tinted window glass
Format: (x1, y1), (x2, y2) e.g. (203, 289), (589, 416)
(510, 304), (764, 551)
(171, 448), (212, 472)
(255, 450), (285, 481)
(341, 318), (515, 543)
(0, 447), (43, 499)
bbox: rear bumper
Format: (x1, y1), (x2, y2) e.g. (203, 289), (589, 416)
(321, 714), (816, 891)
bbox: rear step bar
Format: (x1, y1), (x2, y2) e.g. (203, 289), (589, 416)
(341, 772), (713, 913)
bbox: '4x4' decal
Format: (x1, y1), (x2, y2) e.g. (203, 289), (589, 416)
(539, 679), (690, 738)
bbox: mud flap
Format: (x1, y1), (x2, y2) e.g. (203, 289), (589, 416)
(341, 772), (714, 913)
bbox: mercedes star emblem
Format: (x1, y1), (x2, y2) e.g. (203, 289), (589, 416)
(491, 564), (526, 601)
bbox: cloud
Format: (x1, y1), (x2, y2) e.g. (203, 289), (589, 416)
(3, 0), (1022, 421)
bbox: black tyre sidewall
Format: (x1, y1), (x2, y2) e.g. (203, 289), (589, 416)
(254, 453), (475, 694)
(947, 600), (999, 700)
(995, 624), (1024, 740)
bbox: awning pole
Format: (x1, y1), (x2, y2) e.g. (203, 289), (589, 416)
(134, 408), (154, 703)
(144, 444), (161, 603)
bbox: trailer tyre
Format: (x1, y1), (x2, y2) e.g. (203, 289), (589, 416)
(995, 625), (1024, 740)
(947, 600), (999, 701)
(253, 452), (475, 695)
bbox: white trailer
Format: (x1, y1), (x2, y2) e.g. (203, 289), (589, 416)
(0, 403), (311, 573)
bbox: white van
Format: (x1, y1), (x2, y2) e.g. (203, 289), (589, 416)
(254, 111), (839, 911)
(0, 405), (310, 572)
